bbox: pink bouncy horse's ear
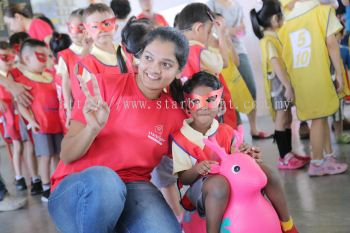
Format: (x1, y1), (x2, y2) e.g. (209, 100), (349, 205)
(204, 138), (227, 161)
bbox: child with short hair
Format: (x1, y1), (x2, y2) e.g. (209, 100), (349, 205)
(56, 9), (91, 129)
(278, 0), (348, 176)
(173, 71), (298, 233)
(137, 0), (169, 27)
(0, 41), (25, 190)
(78, 3), (126, 83)
(16, 39), (63, 201)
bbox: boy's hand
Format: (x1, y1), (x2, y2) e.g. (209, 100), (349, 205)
(194, 160), (219, 176)
(29, 120), (40, 133)
(9, 81), (33, 107)
(335, 74), (343, 93)
(284, 85), (294, 102)
(233, 143), (263, 163)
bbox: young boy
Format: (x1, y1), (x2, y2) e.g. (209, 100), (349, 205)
(78, 3), (123, 83)
(0, 41), (25, 190)
(137, 0), (169, 27)
(278, 0), (348, 175)
(56, 8), (91, 129)
(16, 39), (63, 201)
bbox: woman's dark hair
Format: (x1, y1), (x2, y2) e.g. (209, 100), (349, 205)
(70, 8), (84, 20)
(9, 32), (30, 48)
(0, 41), (11, 50)
(117, 16), (154, 73)
(176, 3), (214, 31)
(110, 0), (131, 19)
(250, 1), (283, 39)
(49, 32), (72, 59)
(4, 3), (32, 18)
(35, 14), (55, 30)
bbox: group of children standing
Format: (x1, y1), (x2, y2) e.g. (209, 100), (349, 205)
(0, 0), (348, 233)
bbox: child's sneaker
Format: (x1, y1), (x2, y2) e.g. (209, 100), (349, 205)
(278, 153), (308, 170)
(15, 177), (27, 191)
(0, 194), (27, 212)
(31, 179), (43, 196)
(308, 158), (348, 176)
(41, 189), (50, 202)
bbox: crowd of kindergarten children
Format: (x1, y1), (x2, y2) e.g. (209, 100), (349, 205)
(0, 0), (349, 233)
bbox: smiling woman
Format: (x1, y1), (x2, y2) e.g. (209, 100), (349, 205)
(48, 27), (189, 233)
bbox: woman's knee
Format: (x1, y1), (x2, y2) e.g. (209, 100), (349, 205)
(202, 175), (230, 201)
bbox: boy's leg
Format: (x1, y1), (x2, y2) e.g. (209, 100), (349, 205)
(202, 175), (230, 233)
(48, 166), (126, 233)
(259, 164), (290, 221)
(310, 118), (325, 160)
(116, 181), (181, 233)
(323, 118), (333, 154)
(12, 140), (26, 190)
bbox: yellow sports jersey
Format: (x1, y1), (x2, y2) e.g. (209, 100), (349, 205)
(260, 31), (286, 119)
(278, 3), (341, 120)
(221, 55), (255, 114)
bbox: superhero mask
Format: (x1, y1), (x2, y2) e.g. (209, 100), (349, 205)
(84, 17), (116, 36)
(0, 54), (15, 63)
(185, 88), (224, 111)
(34, 52), (48, 63)
(12, 44), (21, 53)
(67, 23), (85, 34)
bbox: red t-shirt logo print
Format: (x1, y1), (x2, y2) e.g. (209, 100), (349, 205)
(155, 125), (163, 135)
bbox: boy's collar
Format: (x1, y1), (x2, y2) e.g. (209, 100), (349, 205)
(22, 69), (53, 83)
(70, 43), (83, 55)
(0, 70), (7, 77)
(90, 44), (119, 66)
(285, 0), (320, 21)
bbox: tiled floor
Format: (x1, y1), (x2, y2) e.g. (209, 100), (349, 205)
(0, 115), (350, 233)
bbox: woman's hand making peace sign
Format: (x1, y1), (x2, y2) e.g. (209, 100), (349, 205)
(79, 74), (110, 134)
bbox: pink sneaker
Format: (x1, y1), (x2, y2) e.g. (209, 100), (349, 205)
(308, 158), (348, 176)
(292, 153), (311, 162)
(278, 153), (309, 170)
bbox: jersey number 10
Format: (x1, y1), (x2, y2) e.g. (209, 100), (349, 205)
(289, 29), (312, 69)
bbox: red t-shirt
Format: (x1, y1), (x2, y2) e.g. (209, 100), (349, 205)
(51, 72), (186, 190)
(28, 18), (53, 41)
(137, 13), (169, 27)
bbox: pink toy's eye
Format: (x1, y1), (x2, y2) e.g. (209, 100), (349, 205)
(232, 165), (240, 174)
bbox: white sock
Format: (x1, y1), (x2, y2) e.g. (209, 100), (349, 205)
(32, 176), (41, 182)
(15, 176), (23, 180)
(311, 159), (323, 166)
(42, 184), (50, 191)
(324, 152), (334, 158)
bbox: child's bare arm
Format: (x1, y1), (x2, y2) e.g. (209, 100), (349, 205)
(271, 57), (294, 100)
(327, 34), (344, 92)
(178, 160), (218, 185)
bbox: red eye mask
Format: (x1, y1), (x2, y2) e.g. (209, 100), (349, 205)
(12, 44), (21, 53)
(0, 54), (15, 63)
(185, 88), (224, 111)
(34, 52), (47, 63)
(84, 17), (116, 36)
(67, 23), (85, 34)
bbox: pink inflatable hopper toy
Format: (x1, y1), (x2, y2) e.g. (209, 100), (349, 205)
(204, 126), (282, 233)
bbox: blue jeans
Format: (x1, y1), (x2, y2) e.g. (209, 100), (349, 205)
(238, 53), (257, 100)
(48, 166), (181, 233)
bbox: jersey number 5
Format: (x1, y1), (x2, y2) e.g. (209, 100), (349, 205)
(289, 29), (311, 69)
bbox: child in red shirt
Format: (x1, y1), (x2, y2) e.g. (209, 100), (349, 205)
(78, 3), (127, 83)
(56, 9), (92, 129)
(17, 39), (63, 202)
(137, 0), (169, 27)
